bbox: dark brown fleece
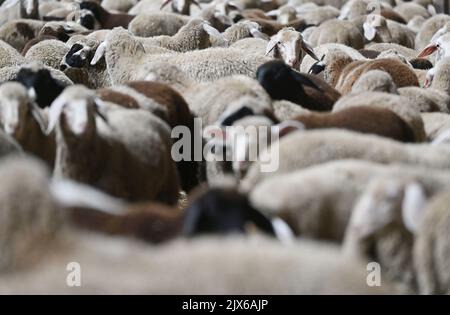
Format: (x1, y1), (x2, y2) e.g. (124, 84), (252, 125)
(292, 106), (416, 143)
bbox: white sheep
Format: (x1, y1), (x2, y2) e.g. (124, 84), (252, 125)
(363, 13), (415, 48)
(47, 85), (181, 204)
(307, 19), (365, 49)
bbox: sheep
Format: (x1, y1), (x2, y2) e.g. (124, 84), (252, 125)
(24, 39), (69, 70)
(272, 99), (311, 120)
(299, 42), (366, 74)
(296, 4), (340, 26)
(398, 86), (450, 113)
(128, 13), (189, 37)
(334, 58), (419, 94)
(128, 0), (172, 15)
(249, 160), (450, 243)
(350, 69), (398, 94)
(332, 91), (426, 141)
(92, 27), (271, 84)
(229, 37), (268, 55)
(394, 2), (432, 22)
(342, 175), (427, 293)
(14, 65), (69, 109)
(407, 15), (426, 33)
(363, 14), (415, 48)
(184, 75), (272, 125)
(290, 106), (416, 142)
(47, 85), (181, 205)
(220, 20), (270, 45)
(0, 82), (55, 167)
(413, 189), (450, 294)
(265, 27), (319, 69)
(0, 38), (25, 68)
(0, 233), (396, 294)
(307, 19), (365, 49)
(160, 0), (203, 16)
(421, 112), (450, 141)
(0, 19), (45, 52)
(240, 128), (450, 190)
(365, 42), (418, 59)
(425, 57), (450, 94)
(415, 14), (450, 49)
(80, 0), (135, 29)
(102, 0), (138, 13)
(0, 0), (39, 26)
(0, 155), (65, 273)
(256, 60), (340, 111)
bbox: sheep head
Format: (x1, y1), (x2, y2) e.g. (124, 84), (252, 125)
(363, 14), (386, 41)
(0, 82), (46, 137)
(418, 33), (450, 63)
(47, 86), (106, 138)
(160, 0), (201, 15)
(266, 28), (318, 70)
(61, 42), (97, 70)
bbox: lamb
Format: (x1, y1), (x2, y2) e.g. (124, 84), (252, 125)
(421, 112), (450, 141)
(79, 0), (135, 29)
(265, 27), (319, 69)
(332, 91), (426, 141)
(350, 70), (398, 94)
(102, 0), (138, 13)
(0, 155), (65, 272)
(334, 58), (419, 94)
(0, 232), (396, 294)
(290, 106), (416, 142)
(249, 160), (450, 242)
(92, 27), (271, 84)
(365, 42), (418, 59)
(47, 85), (181, 204)
(11, 63), (71, 108)
(0, 19), (45, 52)
(307, 19), (365, 49)
(184, 75), (272, 125)
(398, 86), (450, 113)
(413, 189), (450, 294)
(24, 39), (69, 70)
(394, 2), (432, 22)
(363, 14), (415, 48)
(0, 82), (55, 167)
(295, 4), (340, 26)
(128, 12), (189, 37)
(240, 128), (450, 190)
(256, 60), (340, 111)
(415, 14), (450, 49)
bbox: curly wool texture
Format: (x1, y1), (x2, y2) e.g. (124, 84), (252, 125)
(25, 39), (69, 70)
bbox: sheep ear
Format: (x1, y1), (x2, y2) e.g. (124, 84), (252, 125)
(160, 0), (172, 10)
(202, 23), (228, 44)
(46, 96), (66, 135)
(91, 41), (107, 66)
(272, 120), (305, 138)
(249, 25), (269, 41)
(363, 22), (376, 40)
(271, 217), (295, 244)
(427, 4), (437, 15)
(417, 44), (438, 58)
(30, 102), (47, 134)
(265, 37), (278, 56)
(94, 98), (109, 123)
(0, 0), (19, 9)
(401, 182), (427, 234)
(302, 40), (319, 61)
(431, 129), (450, 145)
(266, 9), (279, 17)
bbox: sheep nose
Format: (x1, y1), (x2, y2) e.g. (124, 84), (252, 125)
(60, 64), (67, 71)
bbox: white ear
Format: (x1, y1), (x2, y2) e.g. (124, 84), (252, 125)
(402, 182), (427, 234)
(30, 102), (48, 134)
(49, 179), (126, 215)
(266, 9), (279, 17)
(249, 25), (269, 41)
(0, 0), (19, 9)
(271, 217), (295, 244)
(427, 4), (436, 16)
(265, 36), (279, 56)
(202, 23), (228, 46)
(91, 41), (107, 66)
(432, 129), (450, 145)
(363, 22), (376, 41)
(46, 95), (67, 135)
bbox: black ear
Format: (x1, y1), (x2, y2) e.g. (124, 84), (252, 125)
(244, 206), (275, 236)
(220, 106), (255, 126)
(291, 70), (322, 92)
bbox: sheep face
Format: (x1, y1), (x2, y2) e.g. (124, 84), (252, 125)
(47, 87), (100, 139)
(418, 33), (450, 63)
(0, 83), (46, 138)
(61, 43), (95, 70)
(160, 0), (201, 16)
(266, 28), (318, 70)
(66, 9), (98, 30)
(363, 14), (386, 41)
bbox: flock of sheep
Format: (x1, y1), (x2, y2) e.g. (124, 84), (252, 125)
(0, 0), (449, 295)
